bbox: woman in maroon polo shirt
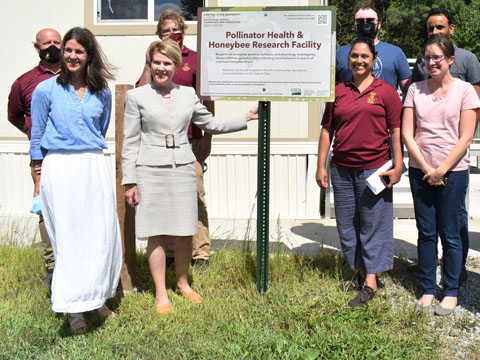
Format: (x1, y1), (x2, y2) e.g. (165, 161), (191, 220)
(316, 38), (403, 307)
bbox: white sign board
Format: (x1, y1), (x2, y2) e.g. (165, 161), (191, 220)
(198, 7), (336, 102)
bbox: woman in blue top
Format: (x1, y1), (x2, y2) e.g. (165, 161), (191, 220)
(30, 27), (122, 335)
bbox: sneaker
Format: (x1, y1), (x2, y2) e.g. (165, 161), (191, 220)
(348, 286), (376, 308)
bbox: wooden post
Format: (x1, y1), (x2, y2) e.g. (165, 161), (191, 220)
(115, 84), (136, 291)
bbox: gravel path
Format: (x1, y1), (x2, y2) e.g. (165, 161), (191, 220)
(385, 258), (480, 359)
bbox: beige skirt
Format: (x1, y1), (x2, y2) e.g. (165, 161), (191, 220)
(135, 163), (197, 238)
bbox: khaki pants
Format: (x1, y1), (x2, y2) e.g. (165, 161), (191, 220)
(31, 166), (55, 271)
(164, 159), (211, 260)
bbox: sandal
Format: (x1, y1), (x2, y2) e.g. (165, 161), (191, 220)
(97, 305), (116, 318)
(68, 313), (87, 335)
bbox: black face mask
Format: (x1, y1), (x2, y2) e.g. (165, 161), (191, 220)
(39, 45), (61, 63)
(356, 21), (377, 39)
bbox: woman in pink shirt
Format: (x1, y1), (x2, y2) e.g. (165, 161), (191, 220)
(402, 35), (480, 315)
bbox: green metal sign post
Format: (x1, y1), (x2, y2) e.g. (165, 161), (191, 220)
(256, 101), (271, 293)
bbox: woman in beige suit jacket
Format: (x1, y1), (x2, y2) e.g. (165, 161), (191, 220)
(122, 40), (258, 314)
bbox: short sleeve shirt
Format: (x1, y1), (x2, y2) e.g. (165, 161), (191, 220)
(336, 41), (412, 88)
(322, 77), (402, 169)
(174, 46), (202, 140)
(8, 63), (58, 139)
(403, 79), (480, 171)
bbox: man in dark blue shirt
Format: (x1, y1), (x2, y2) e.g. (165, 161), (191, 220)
(335, 0), (411, 95)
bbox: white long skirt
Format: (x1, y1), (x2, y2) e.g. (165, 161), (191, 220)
(40, 150), (122, 313)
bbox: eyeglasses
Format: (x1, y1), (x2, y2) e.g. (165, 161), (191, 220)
(160, 29), (182, 36)
(425, 54), (447, 63)
(355, 18), (377, 24)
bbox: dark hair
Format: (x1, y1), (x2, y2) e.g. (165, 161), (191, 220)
(427, 8), (454, 25)
(425, 34), (455, 58)
(57, 27), (115, 93)
(350, 37), (377, 58)
(353, 0), (379, 18)
(156, 9), (187, 37)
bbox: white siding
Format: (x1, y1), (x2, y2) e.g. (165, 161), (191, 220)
(0, 140), (116, 215)
(204, 142), (320, 219)
(0, 142), (321, 221)
(0, 141), (320, 243)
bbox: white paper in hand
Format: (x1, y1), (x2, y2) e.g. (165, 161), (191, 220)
(366, 160), (393, 195)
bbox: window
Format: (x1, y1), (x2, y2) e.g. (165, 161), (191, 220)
(97, 0), (204, 23)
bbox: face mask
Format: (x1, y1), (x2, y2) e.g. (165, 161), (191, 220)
(166, 32), (184, 47)
(356, 22), (378, 39)
(39, 45), (61, 63)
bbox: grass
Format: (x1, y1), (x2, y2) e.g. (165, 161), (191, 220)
(0, 242), (461, 360)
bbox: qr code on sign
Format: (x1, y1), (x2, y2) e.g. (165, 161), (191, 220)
(317, 14), (328, 25)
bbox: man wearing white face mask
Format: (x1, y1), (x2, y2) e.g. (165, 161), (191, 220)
(335, 0), (412, 95)
(7, 28), (62, 285)
(137, 10), (214, 268)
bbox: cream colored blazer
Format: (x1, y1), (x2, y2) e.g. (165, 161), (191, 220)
(121, 84), (247, 185)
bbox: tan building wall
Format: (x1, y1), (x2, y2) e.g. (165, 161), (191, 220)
(1, 0), (328, 142)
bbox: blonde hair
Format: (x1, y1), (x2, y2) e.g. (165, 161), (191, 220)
(148, 39), (182, 66)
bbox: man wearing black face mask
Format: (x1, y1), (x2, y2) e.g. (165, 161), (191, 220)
(8, 28), (61, 137)
(335, 1), (411, 95)
(7, 28), (61, 285)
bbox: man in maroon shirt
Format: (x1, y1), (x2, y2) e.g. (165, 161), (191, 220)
(7, 28), (62, 283)
(138, 10), (213, 267)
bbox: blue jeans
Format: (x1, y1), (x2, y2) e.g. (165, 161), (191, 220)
(460, 193), (469, 266)
(409, 167), (468, 296)
(331, 166), (394, 274)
